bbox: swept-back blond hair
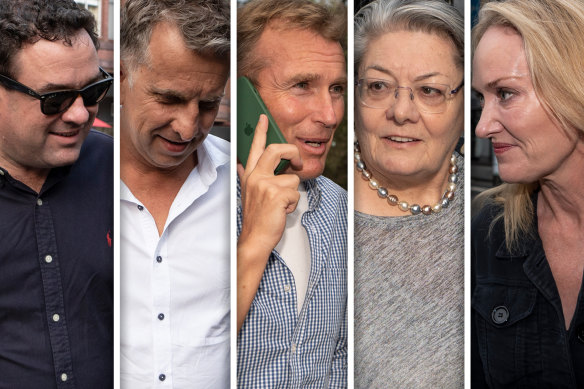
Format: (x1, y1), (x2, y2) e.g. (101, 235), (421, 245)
(473, 0), (584, 250)
(237, 0), (346, 83)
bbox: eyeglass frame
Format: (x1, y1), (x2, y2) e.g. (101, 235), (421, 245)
(356, 77), (464, 114)
(0, 67), (113, 115)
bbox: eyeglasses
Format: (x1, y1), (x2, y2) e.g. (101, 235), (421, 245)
(356, 78), (463, 114)
(0, 67), (113, 115)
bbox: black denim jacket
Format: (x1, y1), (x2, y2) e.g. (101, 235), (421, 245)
(471, 197), (584, 388)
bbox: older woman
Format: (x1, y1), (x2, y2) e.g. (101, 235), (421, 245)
(472, 0), (584, 387)
(354, 0), (464, 386)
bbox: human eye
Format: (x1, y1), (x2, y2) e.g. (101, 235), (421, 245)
(496, 88), (514, 102)
(286, 80), (313, 97)
(419, 84), (446, 98)
(368, 80), (388, 92)
(293, 81), (309, 90)
(415, 84), (447, 108)
(199, 99), (221, 111)
(330, 83), (346, 96)
(154, 92), (185, 106)
(158, 97), (181, 105)
(365, 80), (392, 98)
(476, 93), (484, 108)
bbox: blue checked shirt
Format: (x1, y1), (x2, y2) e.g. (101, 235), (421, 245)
(237, 176), (348, 388)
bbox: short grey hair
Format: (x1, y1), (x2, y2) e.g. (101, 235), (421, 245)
(121, 0), (229, 72)
(355, 0), (463, 72)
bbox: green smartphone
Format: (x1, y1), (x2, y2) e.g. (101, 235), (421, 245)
(237, 76), (289, 174)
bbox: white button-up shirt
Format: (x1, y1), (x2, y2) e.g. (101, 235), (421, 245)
(121, 135), (230, 388)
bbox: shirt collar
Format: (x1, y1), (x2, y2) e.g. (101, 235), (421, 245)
(0, 164), (71, 195)
(302, 177), (322, 212)
(121, 135), (229, 203)
(196, 134), (229, 188)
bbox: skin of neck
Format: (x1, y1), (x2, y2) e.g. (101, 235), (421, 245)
(120, 140), (198, 194)
(537, 141), (584, 228)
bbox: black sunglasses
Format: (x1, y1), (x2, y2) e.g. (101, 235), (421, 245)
(0, 67), (113, 115)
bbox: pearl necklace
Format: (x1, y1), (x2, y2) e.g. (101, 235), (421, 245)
(354, 142), (459, 216)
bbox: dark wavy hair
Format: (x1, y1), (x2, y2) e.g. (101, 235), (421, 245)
(0, 0), (98, 78)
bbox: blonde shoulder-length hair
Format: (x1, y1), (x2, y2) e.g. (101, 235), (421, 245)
(473, 0), (584, 250)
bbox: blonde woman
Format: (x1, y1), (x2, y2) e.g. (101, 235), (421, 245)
(472, 0), (584, 387)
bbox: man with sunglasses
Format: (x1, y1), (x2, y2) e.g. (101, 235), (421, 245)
(0, 1), (113, 388)
(120, 0), (230, 387)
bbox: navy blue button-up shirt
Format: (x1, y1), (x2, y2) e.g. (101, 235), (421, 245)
(0, 131), (113, 389)
(472, 195), (584, 388)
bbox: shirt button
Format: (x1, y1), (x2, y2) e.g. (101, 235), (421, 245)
(158, 313), (165, 321)
(156, 256), (162, 263)
(37, 198), (43, 206)
(52, 314), (60, 322)
(159, 373), (166, 381)
(577, 324), (584, 343)
(137, 205), (144, 211)
(491, 306), (509, 324)
(290, 343), (297, 353)
(284, 284), (291, 292)
(61, 373), (68, 382)
(45, 255), (53, 263)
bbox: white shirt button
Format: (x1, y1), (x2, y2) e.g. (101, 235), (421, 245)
(61, 373), (67, 382)
(284, 284), (291, 292)
(52, 314), (60, 322)
(291, 343), (297, 353)
(37, 198), (43, 206)
(45, 255), (53, 263)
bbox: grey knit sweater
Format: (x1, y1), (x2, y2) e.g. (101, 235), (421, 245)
(354, 157), (464, 388)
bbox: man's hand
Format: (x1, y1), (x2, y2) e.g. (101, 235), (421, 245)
(237, 114), (302, 332)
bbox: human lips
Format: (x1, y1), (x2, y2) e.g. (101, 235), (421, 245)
(48, 128), (85, 145)
(492, 142), (515, 154)
(158, 135), (193, 154)
(296, 137), (330, 155)
(387, 135), (418, 143)
(382, 134), (421, 147)
(49, 129), (81, 137)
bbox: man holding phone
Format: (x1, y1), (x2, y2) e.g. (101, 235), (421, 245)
(120, 0), (231, 387)
(0, 0), (113, 387)
(237, 0), (348, 387)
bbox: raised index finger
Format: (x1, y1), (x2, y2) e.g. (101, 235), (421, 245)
(245, 114), (269, 173)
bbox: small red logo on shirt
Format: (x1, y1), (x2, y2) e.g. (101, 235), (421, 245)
(107, 230), (112, 248)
